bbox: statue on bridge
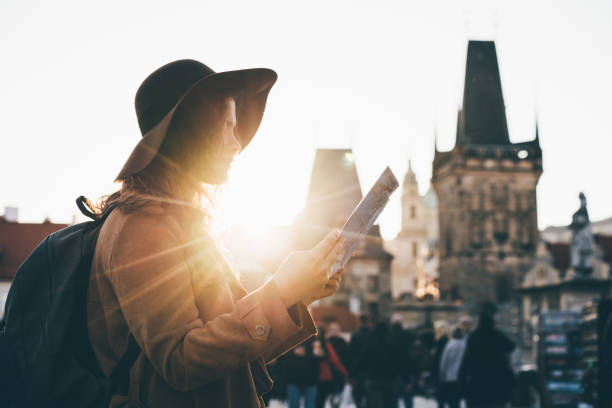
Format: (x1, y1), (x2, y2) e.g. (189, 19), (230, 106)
(569, 192), (594, 277)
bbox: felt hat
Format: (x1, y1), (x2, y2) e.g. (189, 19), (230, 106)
(116, 59), (277, 180)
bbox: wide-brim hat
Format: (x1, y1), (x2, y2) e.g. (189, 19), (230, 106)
(116, 59), (277, 181)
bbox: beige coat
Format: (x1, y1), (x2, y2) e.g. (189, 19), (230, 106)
(87, 204), (316, 407)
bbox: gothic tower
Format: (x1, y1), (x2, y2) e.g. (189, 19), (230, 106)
(294, 148), (393, 319)
(432, 41), (543, 303)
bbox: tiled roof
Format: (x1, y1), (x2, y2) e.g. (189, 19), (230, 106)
(546, 242), (570, 274)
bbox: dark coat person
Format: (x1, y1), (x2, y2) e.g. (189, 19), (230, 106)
(459, 312), (515, 407)
(363, 322), (400, 408)
(349, 314), (372, 408)
(279, 337), (322, 408)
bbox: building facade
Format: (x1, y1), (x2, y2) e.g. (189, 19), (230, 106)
(432, 40), (543, 304)
(519, 195), (611, 362)
(386, 161), (439, 299)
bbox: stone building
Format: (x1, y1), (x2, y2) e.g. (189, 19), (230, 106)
(385, 161), (439, 299)
(432, 40), (542, 304)
(293, 148), (393, 320)
(518, 194), (611, 362)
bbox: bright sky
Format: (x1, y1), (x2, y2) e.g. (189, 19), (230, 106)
(1, 0), (611, 240)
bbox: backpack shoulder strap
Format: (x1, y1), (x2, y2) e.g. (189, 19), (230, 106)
(76, 196), (99, 221)
(110, 336), (140, 395)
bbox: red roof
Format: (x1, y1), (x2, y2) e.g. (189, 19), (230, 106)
(545, 236), (612, 275)
(310, 304), (359, 332)
(0, 221), (68, 279)
(546, 242), (570, 273)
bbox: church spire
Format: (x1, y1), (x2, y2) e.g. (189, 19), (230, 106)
(403, 158), (418, 187)
(434, 123), (439, 153)
(457, 41), (510, 146)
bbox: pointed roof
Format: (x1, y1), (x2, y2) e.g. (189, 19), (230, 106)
(304, 149), (362, 209)
(403, 159), (417, 187)
(423, 185), (439, 209)
(294, 148), (363, 249)
(456, 41), (510, 146)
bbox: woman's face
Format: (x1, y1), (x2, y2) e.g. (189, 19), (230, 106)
(191, 96), (241, 185)
(216, 96), (241, 181)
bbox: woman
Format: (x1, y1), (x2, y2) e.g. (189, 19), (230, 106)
(87, 59), (345, 407)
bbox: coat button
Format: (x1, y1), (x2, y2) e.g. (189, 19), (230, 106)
(255, 324), (266, 336)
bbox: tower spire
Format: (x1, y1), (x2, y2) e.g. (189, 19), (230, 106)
(458, 41), (510, 146)
(434, 123), (439, 153)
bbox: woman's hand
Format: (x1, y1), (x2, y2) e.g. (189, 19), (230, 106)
(273, 229), (345, 308)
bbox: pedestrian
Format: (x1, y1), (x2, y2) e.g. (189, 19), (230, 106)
(262, 357), (286, 405)
(438, 327), (467, 408)
(316, 323), (350, 408)
(459, 315), (473, 335)
(390, 315), (416, 408)
(86, 59), (347, 407)
(279, 336), (322, 408)
(364, 321), (400, 408)
(432, 321), (450, 408)
(458, 311), (515, 408)
(349, 313), (373, 408)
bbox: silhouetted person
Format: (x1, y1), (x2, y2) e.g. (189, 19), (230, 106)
(279, 336), (322, 408)
(363, 322), (400, 408)
(349, 314), (372, 408)
(316, 324), (349, 408)
(391, 319), (416, 408)
(602, 312), (612, 406)
(459, 312), (515, 408)
(438, 327), (467, 408)
(432, 323), (450, 408)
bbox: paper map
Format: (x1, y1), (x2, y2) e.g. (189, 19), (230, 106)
(328, 166), (399, 278)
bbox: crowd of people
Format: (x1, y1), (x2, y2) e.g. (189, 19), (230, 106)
(264, 308), (517, 408)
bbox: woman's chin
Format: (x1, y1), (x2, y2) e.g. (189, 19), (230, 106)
(199, 168), (229, 185)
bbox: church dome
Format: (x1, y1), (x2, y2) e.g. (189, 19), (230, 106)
(423, 186), (438, 209)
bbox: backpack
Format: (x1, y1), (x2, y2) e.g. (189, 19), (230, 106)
(0, 196), (140, 408)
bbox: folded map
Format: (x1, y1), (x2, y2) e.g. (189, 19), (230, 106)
(328, 166), (399, 278)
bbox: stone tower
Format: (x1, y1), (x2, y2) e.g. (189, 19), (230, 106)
(432, 41), (543, 303)
(294, 148), (393, 319)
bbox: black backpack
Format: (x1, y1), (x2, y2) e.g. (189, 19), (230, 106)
(0, 197), (139, 408)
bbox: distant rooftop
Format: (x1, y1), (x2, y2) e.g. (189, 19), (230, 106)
(0, 221), (68, 279)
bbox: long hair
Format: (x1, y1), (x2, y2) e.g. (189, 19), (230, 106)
(95, 91), (236, 229)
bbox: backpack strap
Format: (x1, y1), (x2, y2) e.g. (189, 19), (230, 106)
(76, 195), (117, 224)
(110, 336), (141, 395)
(76, 196), (99, 220)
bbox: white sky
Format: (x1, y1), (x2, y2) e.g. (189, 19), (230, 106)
(1, 0), (611, 240)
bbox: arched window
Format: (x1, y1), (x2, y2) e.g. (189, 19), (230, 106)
(410, 205), (416, 219)
(412, 241), (418, 258)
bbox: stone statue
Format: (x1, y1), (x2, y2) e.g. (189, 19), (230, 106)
(569, 192), (594, 277)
